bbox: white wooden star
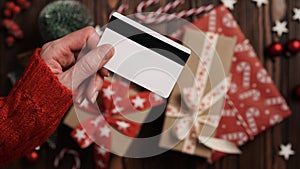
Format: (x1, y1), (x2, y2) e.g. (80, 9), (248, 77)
(103, 86), (115, 99)
(116, 121), (130, 130)
(221, 0), (237, 10)
(96, 145), (107, 155)
(99, 125), (111, 137)
(279, 143), (295, 160)
(293, 8), (300, 22)
(252, 0), (268, 8)
(74, 128), (86, 142)
(272, 21), (288, 37)
(132, 96), (146, 108)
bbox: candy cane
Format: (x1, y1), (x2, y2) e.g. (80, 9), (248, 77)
(238, 89), (261, 101)
(269, 114), (283, 125)
(257, 69), (272, 83)
(246, 107), (260, 134)
(136, 0), (213, 24)
(136, 0), (184, 20)
(234, 39), (250, 53)
(236, 61), (251, 88)
(220, 132), (248, 146)
(265, 97), (283, 106)
(54, 148), (80, 169)
(116, 3), (129, 13)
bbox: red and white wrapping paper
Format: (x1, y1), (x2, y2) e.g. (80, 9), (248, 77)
(70, 80), (164, 169)
(189, 5), (292, 161)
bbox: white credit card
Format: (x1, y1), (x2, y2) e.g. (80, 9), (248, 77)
(98, 12), (191, 98)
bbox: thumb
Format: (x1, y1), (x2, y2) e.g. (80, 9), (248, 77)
(68, 44), (114, 89)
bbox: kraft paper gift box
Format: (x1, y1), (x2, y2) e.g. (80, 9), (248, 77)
(159, 27), (239, 159)
(63, 79), (164, 169)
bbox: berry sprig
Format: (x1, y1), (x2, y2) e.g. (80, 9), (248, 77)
(2, 0), (31, 46)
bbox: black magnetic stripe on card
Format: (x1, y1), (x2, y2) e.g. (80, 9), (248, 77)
(107, 15), (189, 66)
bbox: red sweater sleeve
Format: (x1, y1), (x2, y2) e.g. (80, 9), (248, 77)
(0, 49), (73, 167)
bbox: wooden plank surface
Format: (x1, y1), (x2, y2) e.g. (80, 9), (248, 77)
(0, 0), (299, 169)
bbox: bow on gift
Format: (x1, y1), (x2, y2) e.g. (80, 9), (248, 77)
(166, 32), (241, 155)
(71, 80), (164, 169)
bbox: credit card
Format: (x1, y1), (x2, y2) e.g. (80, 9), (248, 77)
(98, 12), (191, 98)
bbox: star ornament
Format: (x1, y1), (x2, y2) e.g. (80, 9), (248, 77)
(252, 0), (268, 8)
(293, 8), (300, 22)
(221, 0), (237, 10)
(279, 143), (295, 160)
(272, 21), (288, 37)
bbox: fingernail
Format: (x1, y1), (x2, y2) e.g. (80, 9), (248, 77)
(91, 91), (99, 103)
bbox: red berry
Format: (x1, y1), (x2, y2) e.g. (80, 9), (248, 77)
(12, 6), (21, 14)
(3, 9), (12, 17)
(2, 19), (13, 27)
(286, 39), (300, 54)
(268, 42), (283, 57)
(22, 1), (30, 9)
(6, 36), (15, 46)
(14, 30), (24, 39)
(5, 2), (15, 10)
(10, 24), (19, 31)
(25, 151), (39, 164)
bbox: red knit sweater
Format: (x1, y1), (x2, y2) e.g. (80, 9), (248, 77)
(0, 49), (73, 167)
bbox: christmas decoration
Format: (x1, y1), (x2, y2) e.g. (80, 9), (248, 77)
(267, 42), (283, 57)
(293, 8), (300, 22)
(272, 20), (288, 37)
(135, 0), (213, 24)
(252, 0), (268, 8)
(1, 0), (30, 46)
(285, 39), (300, 55)
(25, 151), (39, 164)
(278, 143), (295, 160)
(38, 0), (93, 42)
(161, 5), (291, 162)
(54, 148), (80, 169)
(64, 80), (164, 169)
(221, 0), (237, 10)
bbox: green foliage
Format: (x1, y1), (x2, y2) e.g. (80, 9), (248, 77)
(38, 0), (93, 42)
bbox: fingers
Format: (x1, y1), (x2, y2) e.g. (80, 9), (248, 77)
(85, 74), (104, 103)
(60, 26), (100, 51)
(66, 44), (114, 90)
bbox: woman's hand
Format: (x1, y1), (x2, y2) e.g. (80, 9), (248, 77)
(40, 26), (114, 103)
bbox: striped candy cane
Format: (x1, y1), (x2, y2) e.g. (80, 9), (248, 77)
(238, 89), (261, 101)
(136, 0), (213, 24)
(245, 107), (260, 134)
(54, 148), (80, 169)
(236, 61), (251, 88)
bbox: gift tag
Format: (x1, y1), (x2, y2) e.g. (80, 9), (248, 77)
(98, 12), (191, 98)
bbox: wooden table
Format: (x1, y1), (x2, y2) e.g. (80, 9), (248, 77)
(0, 0), (299, 169)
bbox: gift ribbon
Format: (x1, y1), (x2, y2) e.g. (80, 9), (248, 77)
(166, 32), (241, 154)
(71, 80), (164, 169)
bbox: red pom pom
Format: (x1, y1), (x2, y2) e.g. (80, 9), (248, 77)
(25, 151), (39, 164)
(3, 9), (12, 17)
(6, 36), (15, 46)
(12, 6), (21, 14)
(268, 42), (283, 57)
(2, 19), (13, 27)
(286, 39), (300, 55)
(5, 2), (15, 10)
